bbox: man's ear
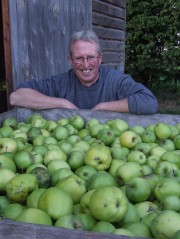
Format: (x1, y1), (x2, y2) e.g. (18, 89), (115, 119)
(68, 55), (73, 65)
(98, 54), (103, 64)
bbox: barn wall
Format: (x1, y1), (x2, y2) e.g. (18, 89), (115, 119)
(9, 0), (92, 88)
(92, 0), (126, 72)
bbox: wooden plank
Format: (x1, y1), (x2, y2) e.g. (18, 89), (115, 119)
(102, 52), (124, 63)
(93, 26), (125, 41)
(0, 220), (149, 239)
(9, 0), (92, 89)
(92, 12), (125, 30)
(100, 39), (125, 52)
(1, 0), (13, 110)
(101, 0), (126, 9)
(92, 0), (125, 19)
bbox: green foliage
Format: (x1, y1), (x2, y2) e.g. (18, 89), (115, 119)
(125, 0), (180, 88)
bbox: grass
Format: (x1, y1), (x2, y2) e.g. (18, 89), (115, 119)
(152, 85), (180, 115)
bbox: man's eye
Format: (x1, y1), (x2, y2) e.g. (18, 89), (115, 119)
(88, 56), (95, 61)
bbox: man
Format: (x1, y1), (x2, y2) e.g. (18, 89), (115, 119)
(10, 30), (158, 115)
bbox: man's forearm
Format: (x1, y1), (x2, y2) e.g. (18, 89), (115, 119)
(10, 88), (78, 110)
(92, 99), (129, 113)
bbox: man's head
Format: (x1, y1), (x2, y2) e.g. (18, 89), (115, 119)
(68, 30), (102, 87)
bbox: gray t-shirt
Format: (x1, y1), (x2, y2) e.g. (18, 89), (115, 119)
(16, 66), (158, 115)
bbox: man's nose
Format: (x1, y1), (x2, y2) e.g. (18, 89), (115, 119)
(82, 58), (90, 67)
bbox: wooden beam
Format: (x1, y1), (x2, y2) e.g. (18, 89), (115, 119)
(2, 0), (13, 110)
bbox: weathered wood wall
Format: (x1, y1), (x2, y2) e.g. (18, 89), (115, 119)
(92, 0), (126, 72)
(9, 0), (92, 88)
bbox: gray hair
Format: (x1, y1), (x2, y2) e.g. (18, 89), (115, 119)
(68, 30), (102, 56)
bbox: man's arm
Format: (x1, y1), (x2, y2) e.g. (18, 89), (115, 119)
(10, 88), (78, 110)
(92, 99), (129, 112)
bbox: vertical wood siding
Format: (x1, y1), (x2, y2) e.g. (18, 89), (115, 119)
(9, 0), (92, 88)
(92, 0), (126, 72)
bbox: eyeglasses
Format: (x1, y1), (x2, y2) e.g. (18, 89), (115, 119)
(73, 55), (99, 64)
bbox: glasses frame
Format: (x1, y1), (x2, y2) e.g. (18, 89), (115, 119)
(72, 54), (100, 64)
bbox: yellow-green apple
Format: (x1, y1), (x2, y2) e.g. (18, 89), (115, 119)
(57, 117), (69, 126)
(154, 161), (179, 177)
(115, 162), (143, 186)
(80, 189), (96, 213)
(66, 150), (85, 171)
(53, 125), (69, 140)
(107, 119), (128, 133)
(160, 151), (180, 167)
(89, 186), (128, 222)
(87, 171), (117, 190)
(69, 115), (84, 130)
(51, 168), (73, 186)
(112, 228), (135, 236)
(135, 201), (159, 219)
(43, 148), (67, 165)
(160, 195), (180, 212)
(0, 126), (13, 137)
(54, 214), (84, 230)
(126, 177), (151, 203)
(3, 203), (25, 220)
(119, 131), (139, 149)
(91, 220), (116, 233)
(86, 118), (99, 129)
(47, 159), (70, 176)
(6, 173), (38, 203)
(56, 174), (87, 204)
(150, 210), (180, 239)
(124, 221), (152, 238)
(110, 146), (129, 160)
(0, 154), (16, 172)
(154, 123), (172, 140)
(89, 123), (104, 137)
(130, 125), (145, 136)
(0, 137), (18, 154)
(2, 117), (18, 129)
(16, 207), (52, 226)
(27, 188), (46, 208)
(141, 130), (156, 143)
(77, 213), (97, 231)
(75, 165), (97, 182)
(108, 159), (126, 177)
(96, 128), (115, 146)
(84, 144), (112, 171)
(0, 168), (16, 192)
(135, 142), (152, 156)
(127, 150), (147, 165)
(174, 135), (180, 149)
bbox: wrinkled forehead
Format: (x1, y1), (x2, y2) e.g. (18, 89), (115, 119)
(69, 40), (100, 56)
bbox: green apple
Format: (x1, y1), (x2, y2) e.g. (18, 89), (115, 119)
(54, 214), (84, 230)
(75, 165), (97, 182)
(11, 129), (28, 141)
(96, 128), (115, 146)
(80, 189), (96, 213)
(141, 164), (153, 175)
(154, 178), (180, 201)
(146, 155), (161, 171)
(108, 159), (126, 177)
(0, 154), (16, 172)
(69, 115), (84, 130)
(169, 125), (179, 140)
(2, 117), (18, 129)
(150, 146), (167, 159)
(150, 210), (180, 239)
(130, 125), (145, 136)
(107, 119), (129, 133)
(38, 187), (73, 220)
(58, 141), (72, 154)
(66, 135), (81, 144)
(89, 186), (128, 222)
(174, 135), (180, 149)
(57, 117), (69, 126)
(56, 174), (87, 204)
(127, 150), (146, 165)
(73, 140), (90, 152)
(26, 163), (47, 174)
(29, 166), (51, 188)
(42, 136), (58, 145)
(0, 168), (16, 192)
(0, 126), (13, 137)
(160, 195), (180, 212)
(110, 146), (129, 160)
(155, 161), (179, 177)
(6, 173), (38, 203)
(171, 230), (180, 239)
(117, 202), (140, 227)
(46, 119), (58, 132)
(3, 203), (26, 220)
(66, 150), (85, 171)
(27, 126), (42, 143)
(115, 162), (143, 186)
(154, 122), (172, 140)
(161, 151), (180, 167)
(124, 221), (152, 238)
(89, 123), (104, 137)
(53, 125), (69, 140)
(119, 130), (139, 149)
(0, 137), (18, 153)
(146, 123), (156, 131)
(86, 118), (99, 129)
(78, 128), (90, 139)
(92, 220), (116, 233)
(84, 144), (112, 171)
(0, 196), (11, 215)
(141, 211), (158, 227)
(47, 159), (71, 176)
(27, 188), (46, 208)
(87, 171), (117, 190)
(141, 130), (156, 143)
(158, 138), (175, 151)
(31, 117), (48, 129)
(73, 203), (82, 215)
(16, 207), (52, 226)
(43, 148), (67, 165)
(135, 142), (152, 155)
(126, 177), (151, 203)
(142, 173), (159, 199)
(64, 123), (78, 136)
(166, 169), (180, 183)
(77, 213), (97, 231)
(112, 228), (135, 236)
(135, 201), (159, 219)
(51, 168), (74, 186)
(14, 150), (33, 171)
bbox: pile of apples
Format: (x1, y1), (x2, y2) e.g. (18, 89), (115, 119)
(0, 113), (180, 239)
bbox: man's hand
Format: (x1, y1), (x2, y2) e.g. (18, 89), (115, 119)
(92, 99), (129, 113)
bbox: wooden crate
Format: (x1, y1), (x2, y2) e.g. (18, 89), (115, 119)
(0, 108), (179, 239)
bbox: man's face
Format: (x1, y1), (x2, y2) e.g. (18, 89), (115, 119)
(69, 40), (102, 87)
